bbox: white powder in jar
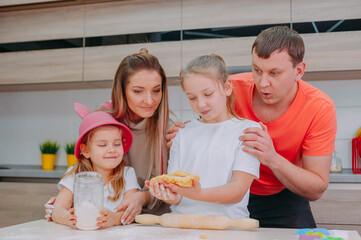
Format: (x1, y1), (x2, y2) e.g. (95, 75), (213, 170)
(75, 200), (101, 230)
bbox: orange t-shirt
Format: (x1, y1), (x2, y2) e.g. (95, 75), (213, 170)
(230, 72), (337, 195)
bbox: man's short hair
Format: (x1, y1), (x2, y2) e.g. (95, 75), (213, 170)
(252, 26), (305, 67)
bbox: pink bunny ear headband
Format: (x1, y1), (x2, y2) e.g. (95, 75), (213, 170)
(74, 102), (133, 159)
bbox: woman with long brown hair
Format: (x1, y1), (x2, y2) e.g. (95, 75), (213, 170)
(45, 48), (171, 225)
(105, 48), (170, 223)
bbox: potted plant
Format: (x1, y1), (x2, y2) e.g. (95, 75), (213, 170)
(64, 142), (77, 167)
(39, 140), (60, 171)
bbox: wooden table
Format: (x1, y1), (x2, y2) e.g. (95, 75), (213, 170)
(0, 220), (360, 240)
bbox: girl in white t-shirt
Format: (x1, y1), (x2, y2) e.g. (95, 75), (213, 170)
(146, 54), (261, 219)
(52, 103), (140, 229)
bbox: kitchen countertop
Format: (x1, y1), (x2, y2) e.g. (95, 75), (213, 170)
(0, 164), (67, 178)
(0, 164), (67, 183)
(0, 165), (361, 183)
(329, 168), (361, 183)
(0, 220), (359, 240)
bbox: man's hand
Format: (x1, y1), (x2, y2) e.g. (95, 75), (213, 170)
(166, 121), (188, 148)
(239, 122), (279, 168)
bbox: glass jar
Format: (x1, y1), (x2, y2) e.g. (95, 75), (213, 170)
(73, 171), (103, 230)
(330, 151), (342, 173)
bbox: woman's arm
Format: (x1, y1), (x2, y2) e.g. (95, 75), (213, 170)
(166, 170), (255, 204)
(52, 187), (76, 228)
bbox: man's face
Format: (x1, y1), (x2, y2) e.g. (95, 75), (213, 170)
(251, 49), (305, 106)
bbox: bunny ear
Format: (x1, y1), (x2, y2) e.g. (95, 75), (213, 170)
(101, 100), (113, 109)
(74, 102), (91, 119)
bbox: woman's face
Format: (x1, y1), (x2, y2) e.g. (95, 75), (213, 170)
(125, 69), (163, 123)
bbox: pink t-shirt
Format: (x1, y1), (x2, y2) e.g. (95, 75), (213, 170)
(230, 72), (337, 195)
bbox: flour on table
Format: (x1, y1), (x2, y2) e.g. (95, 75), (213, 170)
(75, 200), (101, 230)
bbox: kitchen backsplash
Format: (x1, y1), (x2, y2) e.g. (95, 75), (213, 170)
(0, 79), (361, 168)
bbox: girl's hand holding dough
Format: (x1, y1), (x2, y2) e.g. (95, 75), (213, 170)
(145, 180), (180, 204)
(166, 179), (203, 201)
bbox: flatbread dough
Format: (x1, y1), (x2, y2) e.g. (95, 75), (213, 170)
(150, 171), (200, 187)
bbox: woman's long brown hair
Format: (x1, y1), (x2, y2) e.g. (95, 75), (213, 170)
(110, 48), (169, 177)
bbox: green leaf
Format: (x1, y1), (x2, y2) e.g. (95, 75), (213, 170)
(39, 140), (60, 154)
(64, 142), (76, 155)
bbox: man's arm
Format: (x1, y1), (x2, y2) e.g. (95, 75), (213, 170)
(262, 152), (330, 201)
(240, 122), (331, 201)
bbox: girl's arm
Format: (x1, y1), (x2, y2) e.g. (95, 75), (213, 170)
(166, 170), (255, 204)
(52, 187), (76, 228)
(97, 208), (123, 229)
(97, 189), (140, 228)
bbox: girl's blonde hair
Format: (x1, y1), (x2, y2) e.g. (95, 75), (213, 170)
(62, 125), (125, 202)
(179, 54), (240, 119)
(110, 48), (169, 176)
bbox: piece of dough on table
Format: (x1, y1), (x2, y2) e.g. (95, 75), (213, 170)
(150, 171), (200, 187)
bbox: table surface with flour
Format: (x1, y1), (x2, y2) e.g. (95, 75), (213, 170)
(0, 220), (360, 240)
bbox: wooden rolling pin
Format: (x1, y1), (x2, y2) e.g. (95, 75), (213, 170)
(135, 213), (259, 230)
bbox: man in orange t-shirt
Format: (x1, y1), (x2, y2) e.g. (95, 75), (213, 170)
(232, 26), (337, 228)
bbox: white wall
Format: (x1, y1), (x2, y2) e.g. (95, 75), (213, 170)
(309, 79), (361, 168)
(0, 88), (111, 167)
(0, 79), (360, 168)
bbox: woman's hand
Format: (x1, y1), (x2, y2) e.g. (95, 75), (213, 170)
(114, 191), (144, 225)
(166, 121), (188, 148)
(97, 208), (123, 229)
(44, 197), (56, 222)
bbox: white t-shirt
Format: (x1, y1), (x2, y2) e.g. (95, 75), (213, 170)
(169, 118), (260, 219)
(58, 166), (140, 212)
